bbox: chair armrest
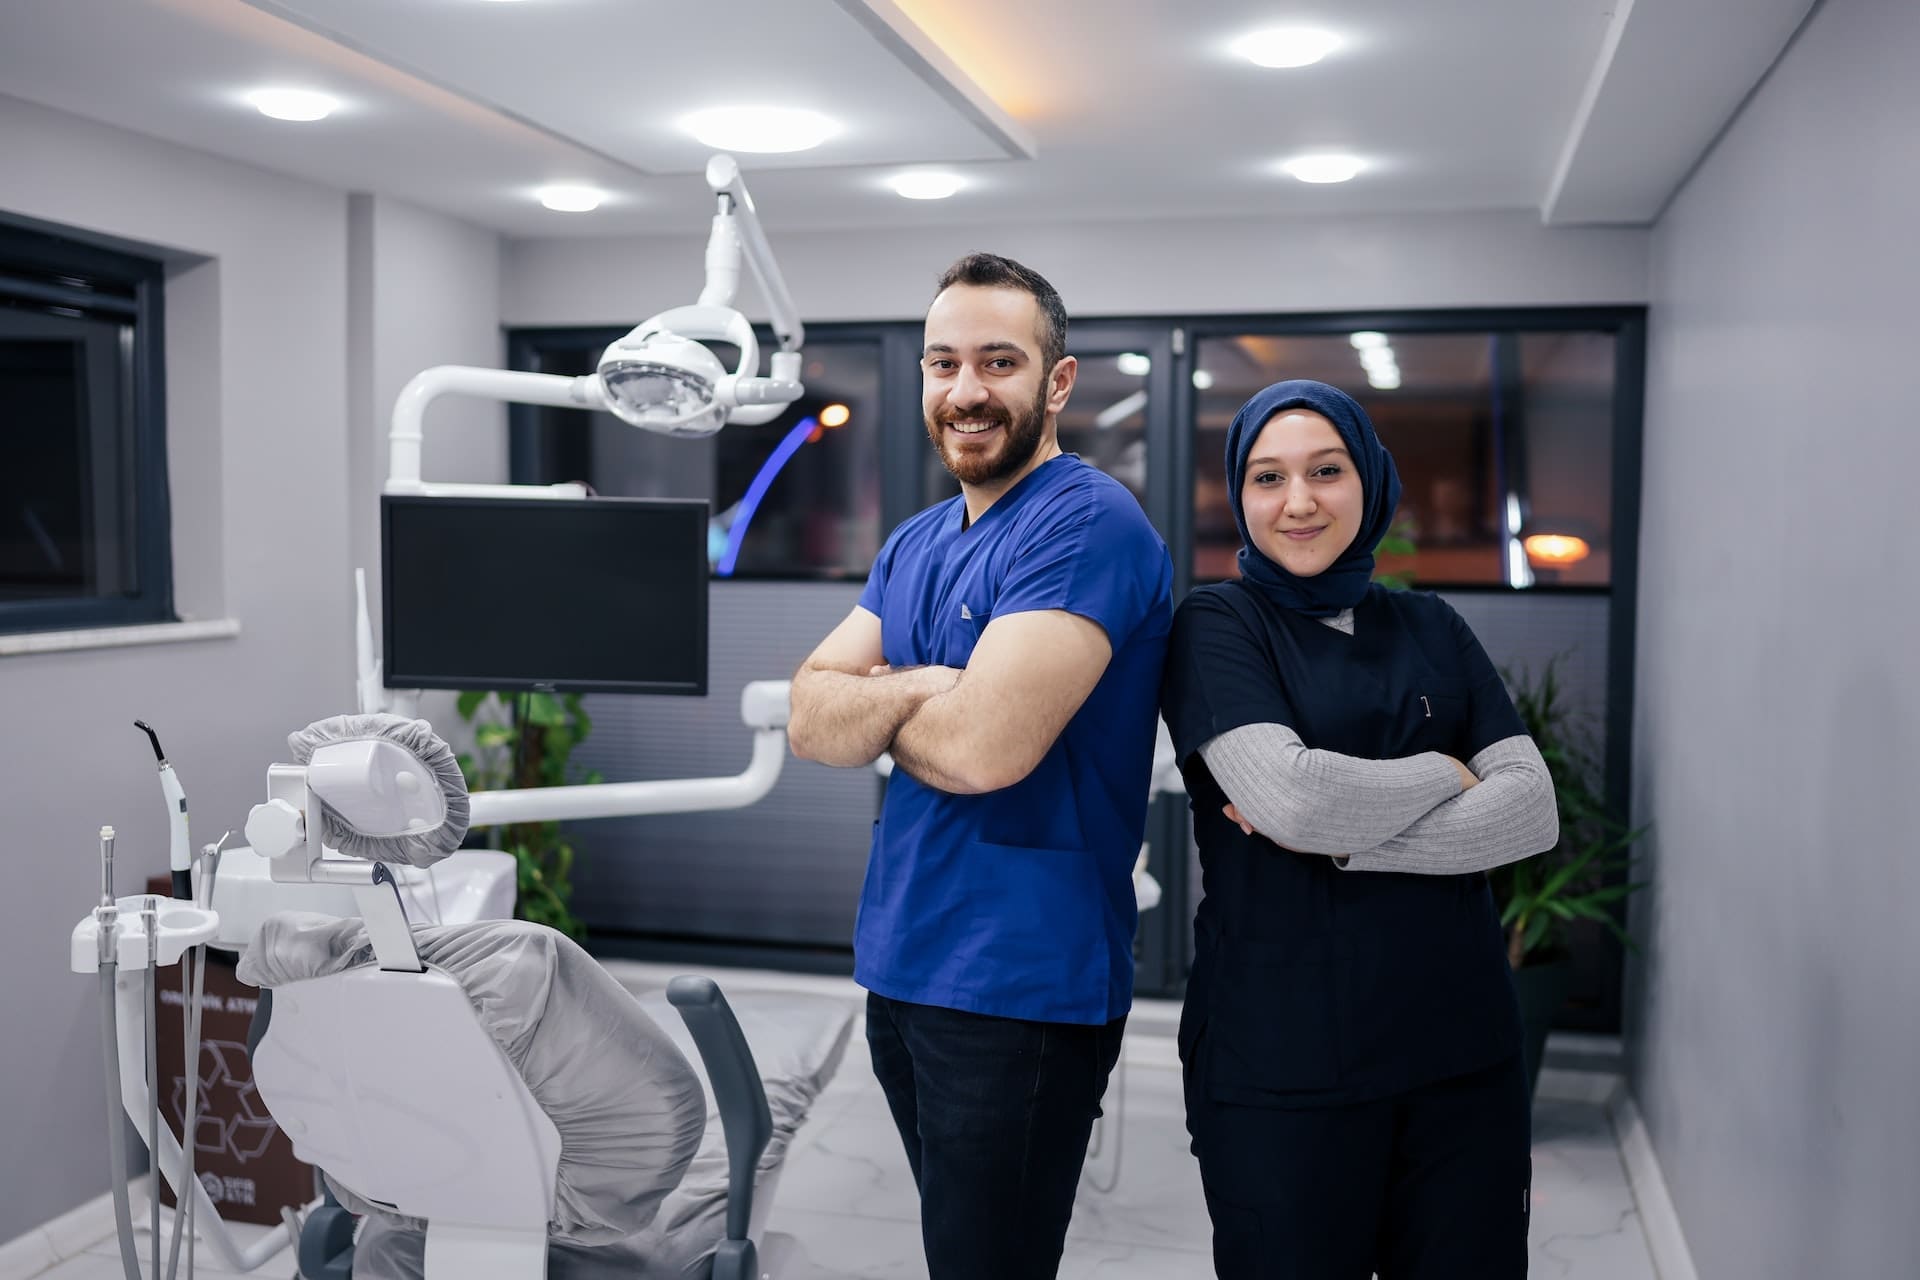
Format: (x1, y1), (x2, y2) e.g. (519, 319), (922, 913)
(667, 975), (771, 1280)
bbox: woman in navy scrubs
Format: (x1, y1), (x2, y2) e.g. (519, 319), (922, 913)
(1161, 380), (1560, 1278)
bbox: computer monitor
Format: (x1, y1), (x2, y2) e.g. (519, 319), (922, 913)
(381, 494), (709, 696)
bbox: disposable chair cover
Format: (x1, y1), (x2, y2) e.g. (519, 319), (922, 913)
(287, 714), (471, 866)
(545, 988), (855, 1279)
(238, 914), (706, 1250)
(348, 988), (857, 1280)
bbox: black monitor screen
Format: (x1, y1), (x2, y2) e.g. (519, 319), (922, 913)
(382, 494), (708, 695)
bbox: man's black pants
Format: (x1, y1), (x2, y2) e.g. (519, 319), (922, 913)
(1185, 1047), (1533, 1278)
(866, 991), (1127, 1279)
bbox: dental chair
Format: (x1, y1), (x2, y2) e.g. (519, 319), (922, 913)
(233, 714), (853, 1279)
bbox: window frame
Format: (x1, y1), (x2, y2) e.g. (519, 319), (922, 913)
(0, 219), (173, 635)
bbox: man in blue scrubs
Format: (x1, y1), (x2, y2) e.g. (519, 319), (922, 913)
(788, 254), (1172, 1278)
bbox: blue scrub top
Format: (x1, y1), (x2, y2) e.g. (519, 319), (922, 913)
(855, 455), (1173, 1025)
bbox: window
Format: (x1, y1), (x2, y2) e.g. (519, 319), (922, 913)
(1191, 327), (1618, 589)
(510, 328), (883, 580)
(0, 222), (170, 634)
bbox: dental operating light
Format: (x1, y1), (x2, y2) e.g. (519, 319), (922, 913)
(386, 152), (806, 498)
(595, 154), (806, 437)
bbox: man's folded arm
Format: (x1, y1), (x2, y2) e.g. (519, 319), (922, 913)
(889, 609), (1112, 794)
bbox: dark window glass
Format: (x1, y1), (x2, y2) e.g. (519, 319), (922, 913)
(1191, 330), (1615, 588)
(0, 225), (166, 632)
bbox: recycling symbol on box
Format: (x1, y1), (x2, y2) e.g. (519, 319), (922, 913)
(168, 1039), (279, 1164)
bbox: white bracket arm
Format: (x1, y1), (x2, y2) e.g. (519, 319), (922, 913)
(467, 681), (790, 829)
(387, 365), (610, 496)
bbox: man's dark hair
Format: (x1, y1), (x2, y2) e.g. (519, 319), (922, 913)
(934, 252), (1068, 372)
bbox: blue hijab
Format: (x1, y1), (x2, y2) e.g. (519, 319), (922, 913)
(1225, 379), (1403, 617)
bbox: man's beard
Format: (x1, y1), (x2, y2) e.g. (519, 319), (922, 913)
(925, 379), (1050, 486)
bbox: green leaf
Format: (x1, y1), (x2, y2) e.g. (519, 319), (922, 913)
(456, 690), (489, 721)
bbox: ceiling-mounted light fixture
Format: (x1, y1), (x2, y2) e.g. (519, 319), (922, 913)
(246, 88), (338, 122)
(890, 171), (963, 200)
(1282, 153), (1365, 184)
(1233, 27), (1341, 69)
(1523, 534), (1592, 567)
(680, 106), (837, 154)
(536, 185), (604, 213)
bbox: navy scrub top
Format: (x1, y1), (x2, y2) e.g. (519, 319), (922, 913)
(1162, 580), (1526, 1107)
(855, 455), (1173, 1025)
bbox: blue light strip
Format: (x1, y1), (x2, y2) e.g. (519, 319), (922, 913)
(718, 416), (818, 577)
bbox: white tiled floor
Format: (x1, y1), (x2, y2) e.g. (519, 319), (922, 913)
(15, 967), (1658, 1280)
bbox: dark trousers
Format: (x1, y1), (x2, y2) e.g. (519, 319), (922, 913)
(866, 991), (1127, 1280)
(1185, 1049), (1532, 1279)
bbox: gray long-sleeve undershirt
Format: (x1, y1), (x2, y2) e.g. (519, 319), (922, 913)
(1195, 608), (1559, 875)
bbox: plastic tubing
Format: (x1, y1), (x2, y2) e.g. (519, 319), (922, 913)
(100, 963), (146, 1280)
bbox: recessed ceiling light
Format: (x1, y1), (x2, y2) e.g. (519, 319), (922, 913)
(1359, 348), (1399, 373)
(1116, 352), (1152, 377)
(1192, 369), (1216, 390)
(537, 185), (604, 213)
(820, 403), (852, 428)
(246, 88), (338, 122)
(1233, 27), (1341, 69)
(1349, 331), (1388, 349)
(680, 107), (837, 154)
(889, 171), (964, 201)
(1282, 153), (1364, 184)
(1367, 370), (1402, 390)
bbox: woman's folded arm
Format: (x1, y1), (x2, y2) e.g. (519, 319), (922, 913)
(1336, 735), (1559, 875)
(1199, 721), (1462, 854)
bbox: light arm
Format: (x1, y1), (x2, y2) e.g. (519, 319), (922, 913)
(889, 610), (1111, 795)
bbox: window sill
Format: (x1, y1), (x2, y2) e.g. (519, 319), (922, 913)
(0, 617), (242, 657)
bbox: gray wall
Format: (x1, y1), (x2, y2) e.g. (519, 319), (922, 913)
(0, 98), (504, 1244)
(504, 207), (1649, 327)
(1629, 1), (1920, 1275)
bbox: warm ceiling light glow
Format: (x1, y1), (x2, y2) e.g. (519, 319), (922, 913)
(537, 185), (604, 213)
(1116, 352), (1152, 377)
(890, 171), (963, 200)
(1233, 27), (1341, 69)
(1349, 331), (1388, 349)
(819, 403), (851, 428)
(1283, 153), (1365, 184)
(680, 106), (837, 154)
(1523, 534), (1591, 566)
(246, 88), (338, 122)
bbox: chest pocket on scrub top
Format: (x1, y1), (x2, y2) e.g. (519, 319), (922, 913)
(1413, 678), (1471, 757)
(940, 603), (989, 667)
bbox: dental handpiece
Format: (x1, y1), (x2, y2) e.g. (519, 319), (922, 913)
(135, 721), (192, 899)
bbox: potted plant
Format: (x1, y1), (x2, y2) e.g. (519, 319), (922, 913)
(453, 691), (601, 940)
(1492, 655), (1647, 1099)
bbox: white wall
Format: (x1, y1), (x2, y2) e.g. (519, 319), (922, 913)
(0, 96), (504, 1245)
(505, 207), (1649, 328)
(346, 192), (507, 664)
(1630, 0), (1920, 1275)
